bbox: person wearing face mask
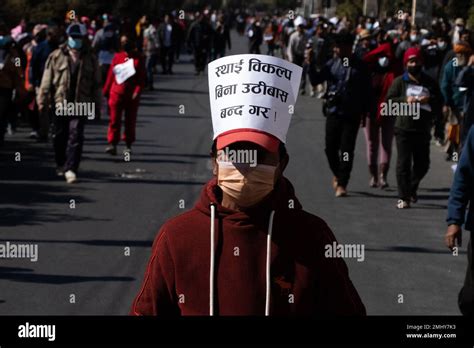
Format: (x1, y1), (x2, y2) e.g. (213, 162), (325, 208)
(362, 42), (401, 188)
(131, 54), (365, 316)
(386, 47), (442, 208)
(92, 22), (119, 88)
(103, 34), (145, 156)
(441, 41), (472, 161)
(0, 25), (24, 147)
(314, 32), (372, 197)
(37, 23), (101, 183)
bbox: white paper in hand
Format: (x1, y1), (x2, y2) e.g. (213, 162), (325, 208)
(113, 58), (136, 85)
(208, 54), (302, 143)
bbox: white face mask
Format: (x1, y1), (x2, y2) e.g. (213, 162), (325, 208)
(410, 34), (418, 42)
(437, 41), (447, 50)
(378, 56), (389, 67)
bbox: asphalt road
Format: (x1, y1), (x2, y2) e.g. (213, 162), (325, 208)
(0, 30), (467, 315)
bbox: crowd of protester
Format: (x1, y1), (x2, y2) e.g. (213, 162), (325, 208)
(236, 11), (473, 208)
(0, 5), (473, 316)
(0, 8), (473, 204)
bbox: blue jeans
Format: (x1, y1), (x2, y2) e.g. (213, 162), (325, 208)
(145, 54), (157, 87)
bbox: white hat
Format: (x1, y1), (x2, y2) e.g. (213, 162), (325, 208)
(208, 54), (302, 152)
(294, 16), (306, 27)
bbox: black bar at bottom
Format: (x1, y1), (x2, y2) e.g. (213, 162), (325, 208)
(0, 316), (472, 345)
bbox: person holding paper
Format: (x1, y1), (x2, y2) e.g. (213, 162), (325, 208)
(131, 54), (365, 316)
(103, 34), (146, 156)
(386, 47), (443, 209)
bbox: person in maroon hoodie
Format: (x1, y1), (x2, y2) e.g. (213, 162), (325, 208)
(103, 34), (146, 155)
(131, 132), (366, 316)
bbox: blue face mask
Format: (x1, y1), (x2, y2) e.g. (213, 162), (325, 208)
(0, 35), (11, 48)
(68, 37), (83, 50)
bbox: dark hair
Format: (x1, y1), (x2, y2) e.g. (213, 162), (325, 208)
(210, 140), (287, 160)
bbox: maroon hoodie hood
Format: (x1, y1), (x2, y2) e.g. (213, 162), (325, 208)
(131, 177), (366, 316)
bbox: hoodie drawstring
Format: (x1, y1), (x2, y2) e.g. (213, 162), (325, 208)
(265, 210), (275, 316)
(209, 203), (216, 316)
(208, 205), (275, 317)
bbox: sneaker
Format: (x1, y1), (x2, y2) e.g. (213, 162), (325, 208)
(105, 145), (117, 155)
(379, 176), (388, 189)
(317, 91), (325, 99)
(29, 131), (39, 139)
(56, 166), (65, 176)
(335, 186), (347, 197)
(310, 90), (315, 98)
(65, 170), (77, 184)
(396, 200), (410, 209)
(369, 176), (378, 188)
(7, 125), (14, 136)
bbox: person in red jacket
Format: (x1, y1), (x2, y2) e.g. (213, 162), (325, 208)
(131, 54), (365, 316)
(103, 34), (146, 155)
(362, 42), (401, 188)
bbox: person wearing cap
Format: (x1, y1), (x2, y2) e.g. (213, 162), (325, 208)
(287, 16), (307, 67)
(313, 32), (372, 197)
(131, 54), (365, 316)
(445, 126), (474, 316)
(354, 29), (373, 59)
(386, 47), (442, 208)
(103, 34), (146, 156)
(37, 23), (101, 183)
(441, 41), (472, 160)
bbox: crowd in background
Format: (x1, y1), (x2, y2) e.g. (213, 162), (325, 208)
(0, 8), (473, 205)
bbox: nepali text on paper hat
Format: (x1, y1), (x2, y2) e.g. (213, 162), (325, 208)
(208, 54), (303, 151)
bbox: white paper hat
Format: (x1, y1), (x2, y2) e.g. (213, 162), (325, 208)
(208, 54), (302, 152)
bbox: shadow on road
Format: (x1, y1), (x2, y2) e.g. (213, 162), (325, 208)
(0, 266), (134, 284)
(365, 245), (465, 254)
(0, 239), (152, 247)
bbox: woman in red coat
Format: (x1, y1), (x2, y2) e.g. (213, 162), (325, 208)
(362, 42), (401, 188)
(103, 34), (146, 155)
